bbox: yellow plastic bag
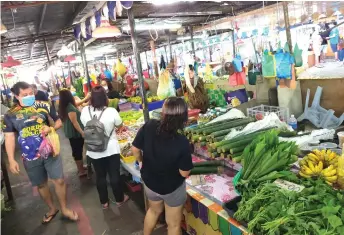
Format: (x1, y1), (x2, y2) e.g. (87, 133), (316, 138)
(338, 155), (344, 189)
(46, 127), (60, 157)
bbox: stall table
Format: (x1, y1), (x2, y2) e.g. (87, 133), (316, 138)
(120, 159), (248, 235)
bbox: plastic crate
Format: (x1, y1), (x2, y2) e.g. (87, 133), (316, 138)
(247, 104), (289, 122)
(131, 102), (141, 110)
(140, 100), (165, 111)
(119, 102), (132, 112)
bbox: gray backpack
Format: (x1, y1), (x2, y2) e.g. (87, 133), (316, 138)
(84, 107), (114, 152)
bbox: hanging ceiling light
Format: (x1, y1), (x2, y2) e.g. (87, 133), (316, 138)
(57, 45), (74, 57)
(1, 22), (7, 34)
(332, 10), (342, 16)
(1, 56), (22, 68)
(92, 16), (121, 38)
(318, 13), (327, 20)
(64, 55), (76, 62)
(122, 23), (181, 31)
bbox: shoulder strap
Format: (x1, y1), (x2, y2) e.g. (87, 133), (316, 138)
(98, 107), (107, 120)
(88, 106), (93, 119)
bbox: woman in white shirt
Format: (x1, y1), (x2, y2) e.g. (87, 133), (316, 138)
(80, 86), (129, 209)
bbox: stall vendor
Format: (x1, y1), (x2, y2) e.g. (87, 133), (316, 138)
(184, 61), (209, 113)
(124, 78), (136, 97)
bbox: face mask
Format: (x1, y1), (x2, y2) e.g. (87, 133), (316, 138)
(21, 95), (35, 107)
(103, 86), (108, 91)
(71, 91), (76, 96)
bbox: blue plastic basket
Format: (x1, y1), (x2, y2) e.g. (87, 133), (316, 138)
(140, 100), (165, 111)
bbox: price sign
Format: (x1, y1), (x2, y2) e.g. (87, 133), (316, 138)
(273, 179), (305, 193)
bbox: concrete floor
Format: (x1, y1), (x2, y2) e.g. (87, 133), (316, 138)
(1, 130), (167, 235)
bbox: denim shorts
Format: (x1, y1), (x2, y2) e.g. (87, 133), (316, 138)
(144, 181), (187, 207)
(330, 44), (338, 53)
(23, 156), (64, 186)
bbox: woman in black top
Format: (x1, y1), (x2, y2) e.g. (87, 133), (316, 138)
(132, 97), (193, 235)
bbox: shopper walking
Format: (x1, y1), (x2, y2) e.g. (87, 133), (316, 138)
(3, 82), (78, 223)
(132, 97), (193, 235)
(58, 89), (87, 177)
(80, 86), (129, 209)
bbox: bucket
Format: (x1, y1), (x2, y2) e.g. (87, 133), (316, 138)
(337, 132), (344, 149)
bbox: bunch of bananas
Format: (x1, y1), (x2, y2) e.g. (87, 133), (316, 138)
(299, 149), (339, 186)
(147, 96), (160, 103)
(128, 96), (142, 104)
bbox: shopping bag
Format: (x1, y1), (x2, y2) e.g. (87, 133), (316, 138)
(275, 50), (294, 79)
(229, 73), (238, 86)
(38, 136), (53, 159)
(248, 66), (260, 85)
(262, 50), (276, 78)
(236, 69), (246, 85)
(207, 89), (227, 107)
(294, 43), (303, 67)
(232, 55), (243, 72)
(46, 127), (60, 157)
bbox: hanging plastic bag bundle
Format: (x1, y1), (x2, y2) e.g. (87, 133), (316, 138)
(262, 49), (276, 78)
(294, 43), (303, 67)
(232, 55), (243, 72)
(46, 127), (60, 157)
(157, 69), (176, 99)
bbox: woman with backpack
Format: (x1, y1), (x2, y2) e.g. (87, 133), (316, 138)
(80, 86), (129, 209)
(59, 89), (87, 177)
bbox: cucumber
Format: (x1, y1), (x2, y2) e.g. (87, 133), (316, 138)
(190, 166), (223, 175)
(202, 118), (254, 135)
(230, 146), (247, 154)
(221, 139), (253, 152)
(193, 160), (223, 167)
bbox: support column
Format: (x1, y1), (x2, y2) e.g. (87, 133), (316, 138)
(190, 26), (195, 55)
(145, 51), (150, 76)
(164, 46), (168, 64)
(60, 65), (67, 88)
(231, 30), (236, 57)
(68, 61), (72, 86)
(167, 30), (173, 61)
(283, 2), (292, 52)
(44, 38), (58, 96)
(128, 8), (149, 123)
(80, 38), (91, 90)
(150, 40), (159, 78)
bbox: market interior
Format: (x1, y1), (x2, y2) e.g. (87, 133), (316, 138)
(1, 1), (344, 235)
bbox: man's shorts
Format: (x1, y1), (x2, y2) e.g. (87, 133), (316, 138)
(330, 44), (338, 53)
(144, 181), (187, 207)
(321, 44), (328, 53)
(23, 156), (64, 186)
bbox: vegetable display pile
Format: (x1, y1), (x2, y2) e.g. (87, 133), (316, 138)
(238, 130), (299, 184)
(184, 117), (255, 158)
(120, 111), (143, 125)
(299, 149), (342, 187)
(234, 179), (344, 235)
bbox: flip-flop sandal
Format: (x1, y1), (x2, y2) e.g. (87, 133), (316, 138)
(62, 210), (79, 222)
(102, 202), (109, 210)
(116, 195), (130, 207)
(42, 210), (59, 224)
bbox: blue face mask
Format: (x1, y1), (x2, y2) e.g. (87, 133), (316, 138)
(71, 91), (76, 96)
(21, 95), (35, 107)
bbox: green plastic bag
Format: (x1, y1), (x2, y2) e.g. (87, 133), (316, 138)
(207, 89), (227, 107)
(294, 43), (303, 67)
(262, 50), (276, 78)
(283, 42), (290, 53)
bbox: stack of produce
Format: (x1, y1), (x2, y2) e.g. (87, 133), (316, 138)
(208, 128), (273, 161)
(299, 149), (341, 186)
(120, 111), (143, 125)
(116, 126), (137, 141)
(190, 160), (224, 175)
(128, 96), (142, 104)
(238, 130), (299, 184)
(234, 179), (344, 235)
(184, 118), (255, 158)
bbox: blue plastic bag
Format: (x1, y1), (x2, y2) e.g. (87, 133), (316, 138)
(232, 55), (243, 72)
(275, 50), (294, 79)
